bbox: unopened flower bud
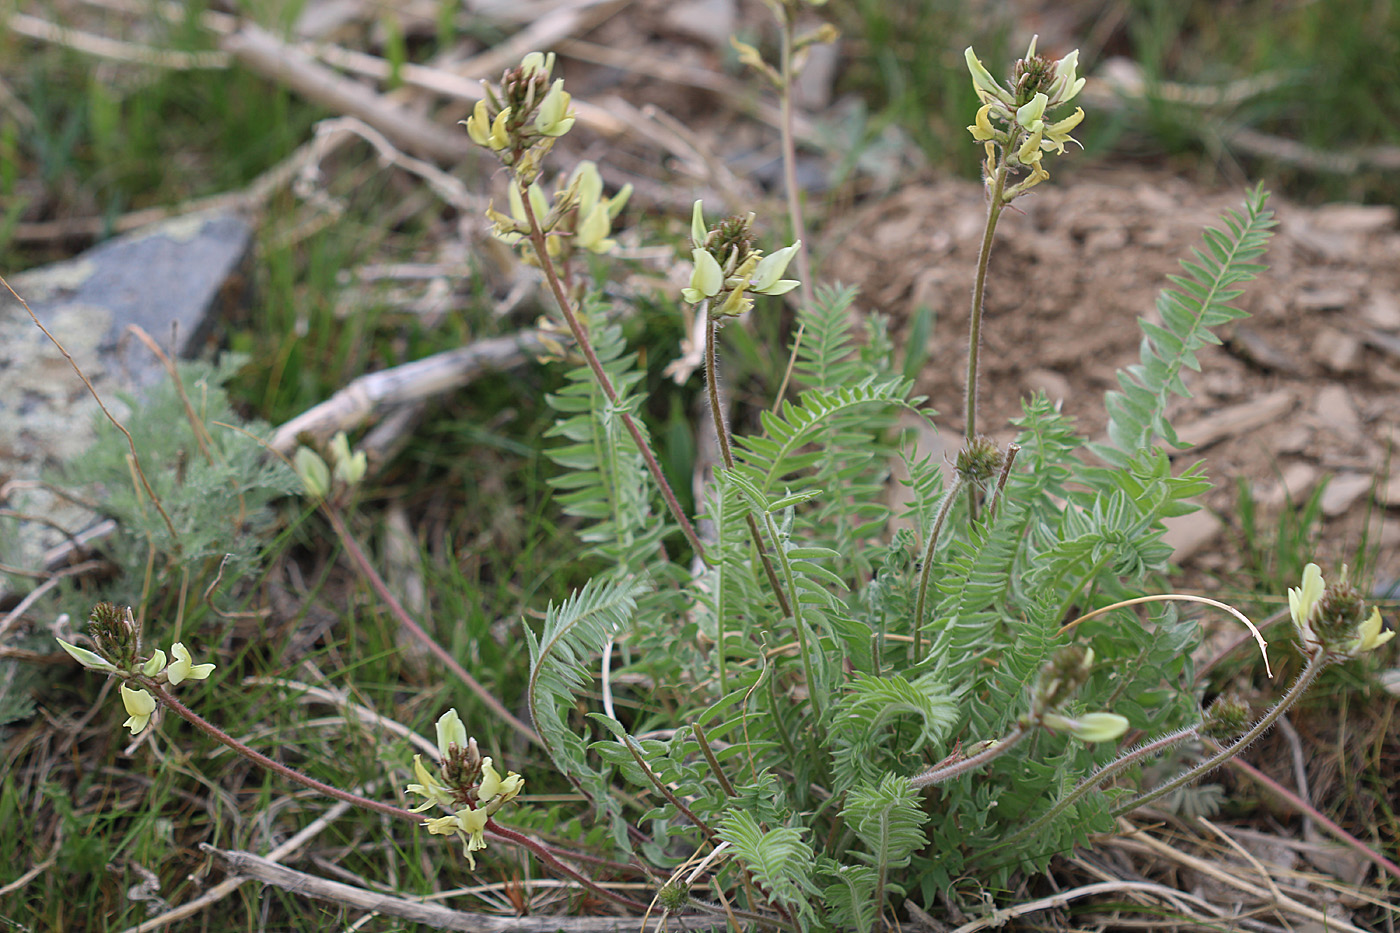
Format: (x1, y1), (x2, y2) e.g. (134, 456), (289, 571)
(294, 447), (331, 500)
(1201, 693), (1250, 740)
(88, 602), (140, 670)
(955, 435), (1004, 486)
(656, 881), (690, 912)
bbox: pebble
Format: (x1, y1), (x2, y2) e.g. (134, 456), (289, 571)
(1313, 328), (1362, 373)
(1321, 472), (1373, 517)
(1294, 285), (1357, 311)
(1023, 368), (1071, 404)
(663, 0), (736, 47)
(1362, 292), (1400, 331)
(1313, 384), (1363, 441)
(1161, 510), (1223, 563)
(1254, 461), (1320, 507)
(1176, 389), (1294, 450)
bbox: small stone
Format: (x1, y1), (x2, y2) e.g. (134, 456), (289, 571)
(1321, 472), (1373, 517)
(1309, 203), (1397, 234)
(1379, 473), (1400, 507)
(1084, 226), (1129, 252)
(1228, 325), (1301, 374)
(1294, 285), (1357, 311)
(1362, 293), (1400, 331)
(1176, 389), (1295, 450)
(1254, 462), (1320, 507)
(1274, 424), (1312, 454)
(1162, 510), (1223, 563)
(1313, 328), (1361, 373)
(1313, 385), (1362, 439)
(663, 0), (736, 47)
(1023, 368), (1071, 403)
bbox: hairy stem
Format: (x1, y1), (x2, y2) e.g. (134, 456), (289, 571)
(692, 721), (737, 797)
(486, 819), (653, 912)
(517, 180), (708, 563)
(707, 314), (793, 626)
(148, 681), (647, 911)
(147, 680), (421, 821)
(909, 721), (1028, 789)
(325, 508), (541, 748)
(1113, 651), (1328, 816)
(990, 726), (1200, 859)
(911, 474), (965, 660)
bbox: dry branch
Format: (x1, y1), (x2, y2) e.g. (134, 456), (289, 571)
(220, 22), (467, 164)
(200, 845), (719, 932)
(269, 330), (548, 455)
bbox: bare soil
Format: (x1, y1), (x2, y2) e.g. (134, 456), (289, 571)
(821, 165), (1400, 588)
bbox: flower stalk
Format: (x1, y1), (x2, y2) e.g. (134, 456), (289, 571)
(517, 179), (708, 562)
(1112, 652), (1327, 816)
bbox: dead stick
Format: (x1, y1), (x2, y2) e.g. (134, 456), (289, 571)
(269, 331), (547, 455)
(200, 846), (713, 931)
(219, 22), (465, 164)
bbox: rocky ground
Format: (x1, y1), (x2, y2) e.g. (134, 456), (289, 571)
(822, 165), (1400, 590)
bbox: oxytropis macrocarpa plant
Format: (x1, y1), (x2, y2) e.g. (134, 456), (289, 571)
(58, 31), (1392, 933)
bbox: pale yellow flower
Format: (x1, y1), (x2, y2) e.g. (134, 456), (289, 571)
(1042, 711), (1128, 743)
(120, 684), (157, 735)
(478, 758), (524, 804)
(168, 642), (215, 685)
(406, 755), (456, 812)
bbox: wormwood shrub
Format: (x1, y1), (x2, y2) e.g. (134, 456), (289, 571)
(54, 24), (1394, 933)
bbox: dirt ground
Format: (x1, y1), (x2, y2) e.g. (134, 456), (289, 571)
(821, 166), (1400, 590)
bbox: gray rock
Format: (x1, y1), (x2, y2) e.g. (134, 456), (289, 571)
(0, 210), (252, 590)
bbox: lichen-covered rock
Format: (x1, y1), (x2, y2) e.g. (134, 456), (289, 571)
(0, 210), (252, 589)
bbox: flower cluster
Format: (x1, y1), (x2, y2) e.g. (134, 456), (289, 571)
(486, 160), (631, 260)
(1289, 563), (1393, 660)
(56, 602), (216, 735)
(682, 201), (800, 319)
(294, 430), (367, 501)
(965, 37), (1086, 197)
(1026, 646), (1128, 743)
(405, 709), (525, 868)
(463, 52), (576, 183)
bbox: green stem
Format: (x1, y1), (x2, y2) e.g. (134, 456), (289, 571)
(769, 6), (813, 412)
(692, 721), (737, 798)
(517, 179), (708, 563)
(964, 163), (1009, 443)
(1113, 651), (1328, 816)
(911, 474), (964, 661)
(707, 314), (793, 626)
(909, 721), (1028, 789)
(621, 735), (718, 845)
(762, 510), (824, 727)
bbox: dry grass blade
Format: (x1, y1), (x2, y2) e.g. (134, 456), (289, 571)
(5, 10), (229, 69)
(239, 676), (439, 759)
(1111, 820), (1374, 933)
(118, 799), (358, 933)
